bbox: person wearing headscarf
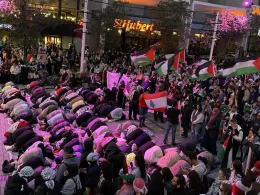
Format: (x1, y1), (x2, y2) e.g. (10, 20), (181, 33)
(34, 167), (58, 195)
(133, 178), (148, 195)
(201, 107), (221, 155)
(4, 166), (34, 195)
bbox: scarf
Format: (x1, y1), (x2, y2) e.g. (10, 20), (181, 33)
(192, 110), (200, 122)
(207, 108), (219, 126)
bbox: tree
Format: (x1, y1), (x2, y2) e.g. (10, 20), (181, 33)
(0, 0), (16, 15)
(0, 0), (59, 57)
(207, 10), (248, 59)
(89, 0), (129, 50)
(154, 0), (191, 53)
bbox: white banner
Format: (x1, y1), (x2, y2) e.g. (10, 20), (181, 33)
(107, 72), (120, 90)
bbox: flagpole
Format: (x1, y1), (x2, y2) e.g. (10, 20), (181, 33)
(80, 0), (89, 73)
(209, 12), (219, 61)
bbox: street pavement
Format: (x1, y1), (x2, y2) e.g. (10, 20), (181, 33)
(0, 85), (219, 193)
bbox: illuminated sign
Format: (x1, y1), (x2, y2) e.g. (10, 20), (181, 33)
(114, 19), (154, 31)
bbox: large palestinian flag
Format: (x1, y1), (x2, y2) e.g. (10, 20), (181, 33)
(131, 47), (155, 66)
(194, 61), (215, 80)
(140, 91), (167, 112)
(222, 56), (260, 77)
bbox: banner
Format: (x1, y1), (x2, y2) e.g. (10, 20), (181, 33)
(107, 72), (120, 90)
(37, 46), (47, 63)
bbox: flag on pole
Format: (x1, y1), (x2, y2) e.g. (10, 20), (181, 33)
(222, 56), (260, 77)
(142, 91), (167, 112)
(194, 61), (216, 80)
(166, 50), (185, 71)
(156, 61), (168, 76)
(131, 47), (155, 66)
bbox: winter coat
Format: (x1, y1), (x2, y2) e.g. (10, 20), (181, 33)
(46, 110), (64, 121)
(55, 155), (81, 184)
(17, 147), (44, 169)
(144, 145), (163, 164)
(4, 173), (32, 195)
(132, 132), (151, 148)
(138, 141), (155, 156)
(157, 150), (181, 168)
(80, 138), (94, 168)
(105, 141), (125, 178)
(60, 175), (82, 195)
(170, 159), (191, 176)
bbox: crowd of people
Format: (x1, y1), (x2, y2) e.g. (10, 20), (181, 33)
(0, 47), (259, 195)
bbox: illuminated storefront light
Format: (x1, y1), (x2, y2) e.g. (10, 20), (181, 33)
(114, 19), (155, 32)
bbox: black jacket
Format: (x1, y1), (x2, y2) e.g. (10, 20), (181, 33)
(105, 141), (125, 178)
(80, 138), (94, 168)
(207, 115), (221, 138)
(4, 173), (32, 195)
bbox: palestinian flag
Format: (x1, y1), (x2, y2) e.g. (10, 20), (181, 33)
(141, 91), (167, 112)
(131, 47), (155, 66)
(222, 56), (260, 77)
(194, 61), (215, 80)
(155, 59), (168, 76)
(168, 50), (185, 70)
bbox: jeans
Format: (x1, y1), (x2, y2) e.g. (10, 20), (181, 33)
(139, 107), (148, 124)
(164, 121), (178, 144)
(191, 124), (202, 141)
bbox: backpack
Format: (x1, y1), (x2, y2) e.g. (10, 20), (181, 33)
(71, 177), (83, 195)
(36, 182), (61, 195)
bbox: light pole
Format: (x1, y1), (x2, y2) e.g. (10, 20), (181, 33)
(209, 12), (219, 61)
(80, 0), (89, 73)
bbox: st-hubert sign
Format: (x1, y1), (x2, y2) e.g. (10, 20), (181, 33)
(114, 19), (155, 31)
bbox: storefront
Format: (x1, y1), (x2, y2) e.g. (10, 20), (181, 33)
(112, 17), (160, 51)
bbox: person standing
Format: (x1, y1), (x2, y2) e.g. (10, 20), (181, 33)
(138, 87), (148, 127)
(163, 101), (180, 146)
(191, 104), (204, 142)
(129, 84), (140, 120)
(181, 100), (193, 138)
(10, 60), (21, 83)
(221, 119), (243, 169)
(201, 108), (221, 155)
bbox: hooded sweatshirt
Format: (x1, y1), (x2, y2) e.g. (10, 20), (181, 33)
(105, 141), (125, 178)
(79, 138), (94, 168)
(4, 173), (31, 195)
(55, 155), (81, 183)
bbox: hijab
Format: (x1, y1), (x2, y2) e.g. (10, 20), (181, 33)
(207, 108), (219, 126)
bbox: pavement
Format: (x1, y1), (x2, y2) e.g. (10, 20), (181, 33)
(0, 84), (220, 192)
